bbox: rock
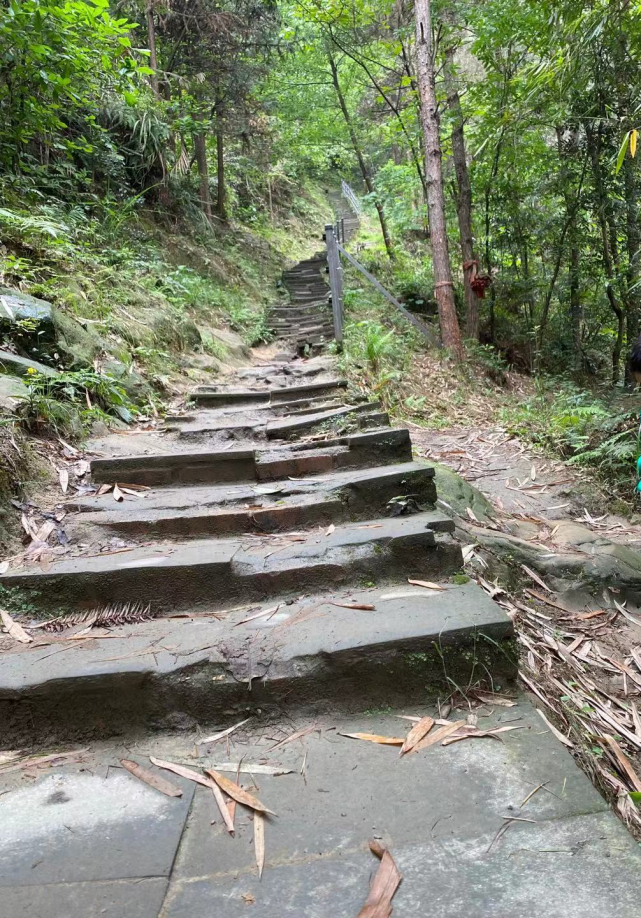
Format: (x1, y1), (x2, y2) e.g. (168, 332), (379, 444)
(101, 359), (150, 401)
(0, 374), (27, 409)
(153, 315), (202, 352)
(0, 288), (54, 355)
(51, 308), (103, 368)
(0, 349), (57, 378)
(208, 326), (251, 363)
(433, 463), (496, 523)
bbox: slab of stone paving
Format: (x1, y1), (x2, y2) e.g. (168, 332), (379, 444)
(68, 461), (436, 517)
(0, 582), (514, 730)
(1, 699), (638, 917)
(0, 512), (459, 613)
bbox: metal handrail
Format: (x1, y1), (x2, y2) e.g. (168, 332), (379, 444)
(341, 179), (362, 216)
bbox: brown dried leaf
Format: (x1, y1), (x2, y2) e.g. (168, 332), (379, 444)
(113, 483), (124, 502)
(340, 733), (405, 746)
(329, 602), (376, 611)
(205, 768), (275, 815)
(411, 720), (466, 753)
(407, 579), (446, 591)
(599, 735), (641, 792)
(268, 724), (317, 751)
(120, 759), (183, 797)
(356, 841), (402, 918)
(399, 716), (435, 756)
(521, 565), (552, 593)
(211, 781), (235, 835)
(200, 718), (252, 745)
(536, 708), (573, 748)
(254, 811), (265, 878)
(0, 609), (32, 644)
(473, 691), (517, 707)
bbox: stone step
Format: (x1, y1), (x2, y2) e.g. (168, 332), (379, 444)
(265, 401), (381, 439)
(0, 582), (515, 733)
(190, 379), (347, 408)
(68, 463), (438, 539)
(88, 428), (412, 487)
(0, 512), (463, 614)
(256, 428), (413, 478)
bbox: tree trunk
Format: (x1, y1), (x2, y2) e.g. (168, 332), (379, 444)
(585, 120), (625, 383)
(145, 0), (160, 97)
(413, 0), (463, 358)
(215, 96), (226, 221)
(328, 51), (395, 259)
(623, 154), (641, 382)
(443, 41), (480, 341)
(194, 130), (213, 225)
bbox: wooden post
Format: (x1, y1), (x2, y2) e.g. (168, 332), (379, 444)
(325, 223), (344, 345)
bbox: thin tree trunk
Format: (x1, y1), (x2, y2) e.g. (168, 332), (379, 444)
(623, 155), (641, 381)
(145, 0), (160, 96)
(328, 51), (395, 259)
(585, 120), (625, 383)
(194, 130), (213, 224)
(413, 0), (463, 358)
(443, 41), (479, 340)
(215, 95), (226, 221)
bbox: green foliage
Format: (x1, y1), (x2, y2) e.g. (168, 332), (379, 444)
(16, 369), (135, 437)
(0, 0), (143, 170)
(502, 380), (637, 492)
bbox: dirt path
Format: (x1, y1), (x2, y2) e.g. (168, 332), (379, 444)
(410, 422), (641, 835)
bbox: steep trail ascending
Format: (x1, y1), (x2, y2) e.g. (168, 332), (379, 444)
(0, 204), (639, 916)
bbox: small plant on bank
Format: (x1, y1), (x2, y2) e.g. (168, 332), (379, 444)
(15, 369), (136, 438)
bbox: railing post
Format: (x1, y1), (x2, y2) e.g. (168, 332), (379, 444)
(325, 223), (344, 346)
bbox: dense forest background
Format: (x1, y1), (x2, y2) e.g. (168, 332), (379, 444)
(2, 0), (641, 498)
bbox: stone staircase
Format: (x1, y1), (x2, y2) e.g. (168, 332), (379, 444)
(268, 191), (360, 351)
(0, 345), (515, 733)
(2, 218), (641, 917)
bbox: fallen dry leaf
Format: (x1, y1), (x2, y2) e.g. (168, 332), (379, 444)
(200, 717), (252, 745)
(339, 733), (405, 746)
(120, 759), (183, 797)
(521, 565), (552, 593)
(330, 601), (376, 611)
(599, 735), (641, 792)
(149, 756), (235, 833)
(268, 724), (317, 751)
(113, 483), (124, 502)
(400, 716), (435, 756)
(206, 768), (275, 815)
(205, 763), (293, 776)
(0, 748), (88, 775)
(0, 609), (32, 644)
(254, 811), (265, 878)
(535, 709), (573, 748)
(211, 780), (235, 835)
(241, 893), (255, 904)
(411, 720), (466, 753)
(407, 579), (446, 591)
(356, 840), (402, 918)
(58, 468), (69, 494)
(473, 691), (517, 708)
(325, 523), (336, 537)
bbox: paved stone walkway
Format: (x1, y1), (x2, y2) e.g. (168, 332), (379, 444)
(1, 237), (640, 915)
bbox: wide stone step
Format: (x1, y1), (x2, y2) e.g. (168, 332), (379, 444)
(0, 582), (515, 731)
(190, 379), (347, 407)
(265, 401), (381, 439)
(88, 428), (413, 487)
(0, 513), (462, 614)
(68, 463), (438, 539)
(256, 428), (413, 478)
